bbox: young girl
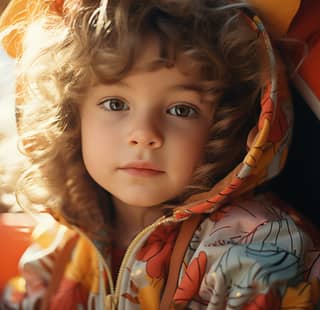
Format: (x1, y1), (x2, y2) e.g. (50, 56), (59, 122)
(1, 0), (320, 309)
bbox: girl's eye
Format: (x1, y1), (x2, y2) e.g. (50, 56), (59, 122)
(167, 104), (198, 118)
(99, 98), (129, 111)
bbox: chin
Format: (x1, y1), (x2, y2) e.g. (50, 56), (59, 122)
(122, 198), (163, 208)
(117, 193), (171, 208)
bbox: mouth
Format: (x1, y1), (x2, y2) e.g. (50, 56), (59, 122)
(118, 162), (165, 177)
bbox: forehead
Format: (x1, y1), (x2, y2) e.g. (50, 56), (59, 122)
(133, 38), (163, 69)
(131, 37), (199, 78)
(86, 40), (202, 99)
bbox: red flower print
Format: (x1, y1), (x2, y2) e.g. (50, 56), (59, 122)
(174, 251), (208, 304)
(241, 289), (281, 310)
(136, 224), (179, 279)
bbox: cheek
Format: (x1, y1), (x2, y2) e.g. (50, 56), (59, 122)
(81, 112), (116, 154)
(80, 118), (110, 173)
(175, 141), (205, 177)
(178, 126), (209, 162)
(169, 127), (209, 182)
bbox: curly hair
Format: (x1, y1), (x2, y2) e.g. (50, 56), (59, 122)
(16, 0), (266, 233)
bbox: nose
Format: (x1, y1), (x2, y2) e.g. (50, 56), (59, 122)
(127, 116), (163, 149)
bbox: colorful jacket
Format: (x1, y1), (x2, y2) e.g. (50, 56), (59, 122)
(1, 1), (320, 309)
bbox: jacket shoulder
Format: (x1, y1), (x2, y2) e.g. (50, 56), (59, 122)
(173, 194), (320, 308)
(195, 194), (310, 249)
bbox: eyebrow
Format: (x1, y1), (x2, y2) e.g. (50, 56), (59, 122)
(112, 80), (130, 88)
(169, 84), (202, 93)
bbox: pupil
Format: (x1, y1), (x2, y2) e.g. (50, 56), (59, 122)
(178, 106), (187, 116)
(111, 100), (120, 109)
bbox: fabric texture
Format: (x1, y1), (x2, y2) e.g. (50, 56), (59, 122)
(1, 0), (320, 309)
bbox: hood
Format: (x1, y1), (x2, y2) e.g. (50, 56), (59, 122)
(0, 0), (294, 222)
(174, 10), (294, 220)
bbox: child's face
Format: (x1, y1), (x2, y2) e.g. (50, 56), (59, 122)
(80, 40), (213, 208)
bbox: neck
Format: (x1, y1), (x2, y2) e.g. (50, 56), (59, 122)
(111, 197), (164, 248)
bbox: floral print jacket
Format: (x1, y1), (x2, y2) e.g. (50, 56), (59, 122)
(48, 193), (320, 310)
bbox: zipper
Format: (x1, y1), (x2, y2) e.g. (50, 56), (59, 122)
(113, 215), (175, 308)
(73, 215), (175, 309)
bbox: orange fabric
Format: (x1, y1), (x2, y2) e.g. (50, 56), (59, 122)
(288, 0), (320, 40)
(287, 0), (320, 101)
(64, 236), (101, 294)
(248, 0), (301, 37)
(281, 280), (319, 309)
(0, 213), (35, 292)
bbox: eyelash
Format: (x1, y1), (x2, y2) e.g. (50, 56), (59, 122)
(167, 104), (198, 118)
(98, 98), (199, 118)
(98, 98), (129, 111)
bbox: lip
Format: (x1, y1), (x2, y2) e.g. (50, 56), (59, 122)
(118, 162), (165, 177)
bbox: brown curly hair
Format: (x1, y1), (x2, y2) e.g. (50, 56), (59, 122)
(16, 0), (265, 234)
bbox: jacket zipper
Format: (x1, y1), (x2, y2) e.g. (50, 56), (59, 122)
(73, 215), (175, 309)
(112, 215), (175, 308)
